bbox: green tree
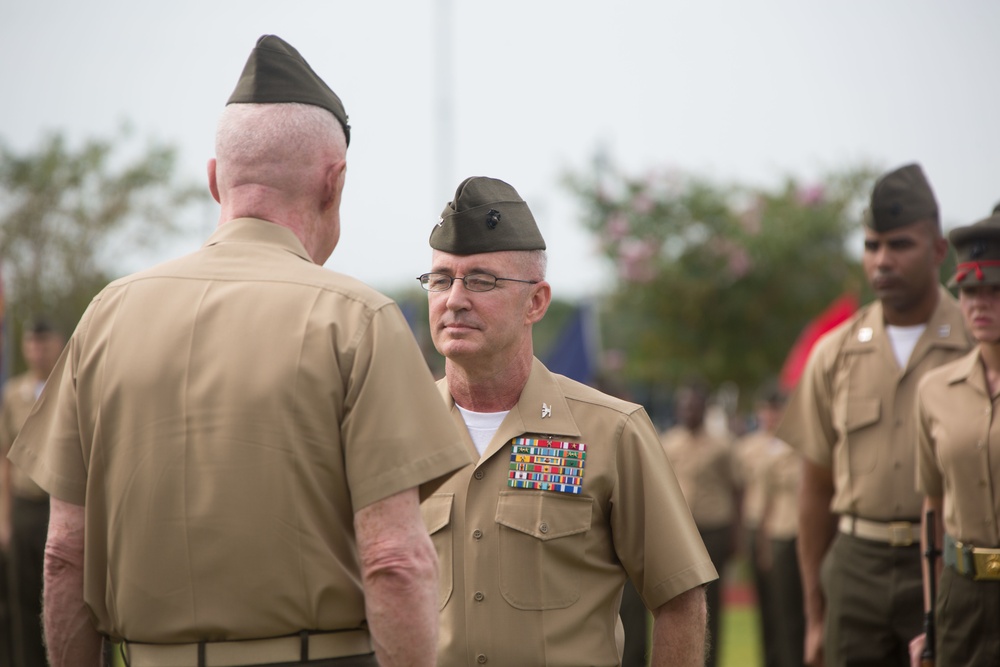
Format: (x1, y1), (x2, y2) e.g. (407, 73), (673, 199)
(0, 128), (207, 375)
(566, 156), (878, 407)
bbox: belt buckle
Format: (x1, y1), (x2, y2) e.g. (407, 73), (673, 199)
(972, 548), (1000, 581)
(888, 521), (914, 547)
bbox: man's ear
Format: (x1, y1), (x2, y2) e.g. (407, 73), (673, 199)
(322, 159), (348, 211)
(207, 158), (220, 204)
(932, 234), (949, 267)
(526, 282), (552, 325)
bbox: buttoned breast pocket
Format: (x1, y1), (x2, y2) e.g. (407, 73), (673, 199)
(421, 494), (454, 610)
(494, 491), (594, 610)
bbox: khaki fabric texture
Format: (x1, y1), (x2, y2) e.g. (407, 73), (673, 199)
(0, 374), (48, 500)
(762, 439), (801, 540)
(917, 348), (1000, 547)
(733, 430), (778, 528)
(8, 218), (471, 643)
(777, 286), (971, 519)
(422, 359), (717, 667)
(660, 426), (737, 529)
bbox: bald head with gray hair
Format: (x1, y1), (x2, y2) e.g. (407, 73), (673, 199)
(209, 102), (348, 264)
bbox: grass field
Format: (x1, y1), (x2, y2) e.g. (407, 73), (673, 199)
(720, 602), (762, 667)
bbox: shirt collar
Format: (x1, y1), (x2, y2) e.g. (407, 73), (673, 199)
(203, 218), (314, 264)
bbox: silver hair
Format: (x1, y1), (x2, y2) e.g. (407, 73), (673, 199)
(215, 103), (346, 174)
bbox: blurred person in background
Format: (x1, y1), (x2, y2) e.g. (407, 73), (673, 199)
(734, 382), (787, 667)
(0, 318), (64, 667)
(660, 379), (739, 667)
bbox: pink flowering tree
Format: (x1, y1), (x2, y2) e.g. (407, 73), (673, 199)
(565, 156), (876, 403)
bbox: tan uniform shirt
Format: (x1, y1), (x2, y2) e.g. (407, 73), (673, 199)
(777, 287), (971, 520)
(423, 359), (717, 667)
(762, 439), (801, 540)
(734, 430), (775, 529)
(660, 426), (737, 529)
(0, 373), (48, 500)
(917, 349), (1000, 547)
(8, 218), (472, 643)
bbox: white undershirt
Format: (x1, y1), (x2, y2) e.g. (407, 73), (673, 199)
(457, 405), (509, 457)
(886, 323), (926, 369)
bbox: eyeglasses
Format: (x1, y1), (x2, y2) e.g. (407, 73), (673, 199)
(417, 272), (539, 293)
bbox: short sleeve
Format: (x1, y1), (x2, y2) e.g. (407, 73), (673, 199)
(777, 332), (840, 468)
(611, 409), (717, 609)
(8, 311), (91, 506)
(915, 376), (943, 497)
(340, 302), (471, 510)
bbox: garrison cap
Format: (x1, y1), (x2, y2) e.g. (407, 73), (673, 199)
(863, 163), (938, 232)
(430, 176), (546, 254)
(948, 212), (1000, 288)
(227, 35), (351, 146)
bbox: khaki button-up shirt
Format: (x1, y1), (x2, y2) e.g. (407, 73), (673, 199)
(423, 359), (717, 667)
(734, 430), (777, 529)
(762, 439), (801, 540)
(661, 426), (737, 530)
(917, 349), (1000, 547)
(9, 218), (472, 643)
(778, 287), (971, 520)
(0, 373), (48, 500)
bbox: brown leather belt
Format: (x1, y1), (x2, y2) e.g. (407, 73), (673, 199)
(943, 533), (1000, 581)
(123, 629), (372, 667)
(838, 515), (920, 547)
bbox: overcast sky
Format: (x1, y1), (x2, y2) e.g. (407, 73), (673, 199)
(3, 1), (998, 300)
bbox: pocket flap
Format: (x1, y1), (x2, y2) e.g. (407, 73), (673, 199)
(845, 398), (880, 432)
(421, 493), (454, 535)
(495, 491), (593, 541)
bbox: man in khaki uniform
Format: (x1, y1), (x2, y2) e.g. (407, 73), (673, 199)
(419, 176), (717, 667)
(660, 381), (738, 667)
(733, 384), (788, 667)
(913, 210), (1000, 666)
(758, 412), (806, 667)
(778, 163), (973, 667)
(0, 318), (64, 667)
(8, 35), (471, 667)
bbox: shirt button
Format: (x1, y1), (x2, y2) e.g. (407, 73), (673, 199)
(473, 529), (483, 539)
(539, 523), (549, 534)
(474, 591), (484, 601)
(477, 654), (487, 664)
(894, 461), (901, 469)
(474, 470), (485, 480)
(978, 441), (985, 450)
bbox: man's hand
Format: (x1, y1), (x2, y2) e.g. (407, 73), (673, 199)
(804, 617), (825, 667)
(909, 633), (926, 667)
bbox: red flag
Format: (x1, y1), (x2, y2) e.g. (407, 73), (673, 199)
(779, 293), (859, 391)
